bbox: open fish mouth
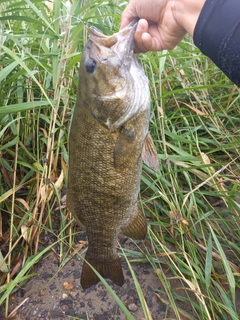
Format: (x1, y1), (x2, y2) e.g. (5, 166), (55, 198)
(88, 18), (139, 48)
(87, 18), (139, 61)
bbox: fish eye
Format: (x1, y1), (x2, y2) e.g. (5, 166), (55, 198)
(86, 59), (96, 73)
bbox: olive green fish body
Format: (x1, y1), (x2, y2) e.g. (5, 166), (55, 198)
(68, 20), (158, 289)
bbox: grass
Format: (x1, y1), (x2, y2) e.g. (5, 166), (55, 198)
(0, 0), (239, 319)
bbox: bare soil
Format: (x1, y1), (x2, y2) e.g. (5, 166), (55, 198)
(0, 238), (175, 320)
(0, 207), (239, 320)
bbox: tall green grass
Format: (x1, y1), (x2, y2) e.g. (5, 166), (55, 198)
(0, 0), (239, 319)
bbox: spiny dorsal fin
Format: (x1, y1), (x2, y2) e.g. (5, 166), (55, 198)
(142, 132), (159, 172)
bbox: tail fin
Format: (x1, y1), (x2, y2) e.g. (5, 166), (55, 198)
(121, 207), (147, 240)
(81, 252), (124, 289)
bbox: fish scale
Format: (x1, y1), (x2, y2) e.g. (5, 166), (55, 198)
(67, 19), (158, 289)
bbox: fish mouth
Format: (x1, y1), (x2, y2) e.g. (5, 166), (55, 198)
(88, 19), (139, 59)
(82, 19), (146, 131)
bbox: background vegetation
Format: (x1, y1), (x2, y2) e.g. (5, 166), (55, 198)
(0, 0), (239, 319)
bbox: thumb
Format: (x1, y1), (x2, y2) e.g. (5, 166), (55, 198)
(120, 6), (138, 29)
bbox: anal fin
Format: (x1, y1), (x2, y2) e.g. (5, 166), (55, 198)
(121, 207), (147, 240)
(142, 132), (159, 172)
(81, 252), (124, 289)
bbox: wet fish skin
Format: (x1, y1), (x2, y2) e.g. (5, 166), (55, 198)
(67, 20), (158, 289)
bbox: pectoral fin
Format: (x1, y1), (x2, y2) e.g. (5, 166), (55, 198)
(142, 132), (159, 172)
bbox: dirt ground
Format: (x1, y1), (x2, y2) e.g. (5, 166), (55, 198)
(0, 208), (239, 320)
(0, 238), (174, 320)
(1, 233), (240, 320)
(0, 221), (199, 320)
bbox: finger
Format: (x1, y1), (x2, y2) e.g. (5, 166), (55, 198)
(142, 24), (164, 51)
(135, 32), (164, 53)
(120, 3), (138, 29)
(134, 20), (150, 53)
(120, 15), (133, 29)
(134, 19), (148, 51)
(141, 33), (155, 51)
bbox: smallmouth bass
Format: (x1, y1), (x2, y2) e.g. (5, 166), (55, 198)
(67, 19), (158, 289)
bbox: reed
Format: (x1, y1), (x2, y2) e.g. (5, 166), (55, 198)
(0, 0), (239, 318)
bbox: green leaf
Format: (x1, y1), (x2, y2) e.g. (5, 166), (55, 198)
(0, 251), (9, 273)
(0, 61), (19, 82)
(205, 235), (212, 288)
(0, 44), (53, 106)
(0, 135), (19, 151)
(209, 224), (236, 302)
(0, 101), (51, 115)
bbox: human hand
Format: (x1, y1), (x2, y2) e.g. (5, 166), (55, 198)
(120, 0), (205, 53)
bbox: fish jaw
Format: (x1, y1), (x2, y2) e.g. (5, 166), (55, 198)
(88, 18), (139, 60)
(79, 19), (150, 130)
